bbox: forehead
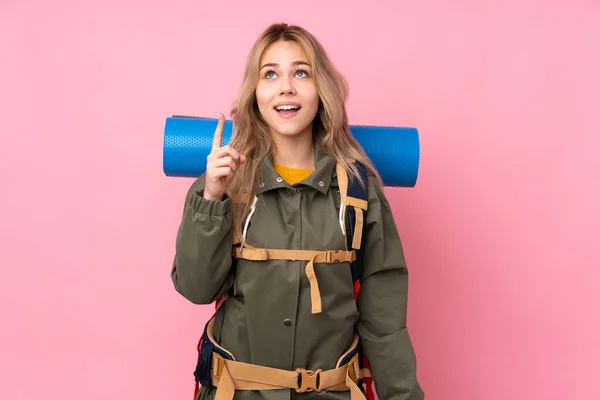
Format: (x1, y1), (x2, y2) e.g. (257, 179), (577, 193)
(260, 40), (309, 66)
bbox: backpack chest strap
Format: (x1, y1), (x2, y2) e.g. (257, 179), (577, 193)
(232, 247), (356, 314)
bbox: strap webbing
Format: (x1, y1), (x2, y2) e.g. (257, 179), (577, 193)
(351, 206), (364, 249)
(346, 197), (368, 211)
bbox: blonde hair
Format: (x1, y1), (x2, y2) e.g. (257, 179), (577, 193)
(227, 22), (382, 242)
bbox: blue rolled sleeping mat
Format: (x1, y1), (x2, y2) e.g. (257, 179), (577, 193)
(163, 115), (419, 187)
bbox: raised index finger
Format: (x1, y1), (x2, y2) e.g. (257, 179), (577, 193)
(212, 113), (225, 151)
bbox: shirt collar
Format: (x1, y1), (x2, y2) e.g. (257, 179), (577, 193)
(257, 143), (336, 195)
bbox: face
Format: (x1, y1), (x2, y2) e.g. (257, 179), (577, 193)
(255, 40), (319, 141)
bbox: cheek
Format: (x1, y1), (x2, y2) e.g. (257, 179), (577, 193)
(306, 87), (320, 113)
(255, 84), (272, 111)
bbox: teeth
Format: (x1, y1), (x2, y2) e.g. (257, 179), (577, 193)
(276, 105), (300, 111)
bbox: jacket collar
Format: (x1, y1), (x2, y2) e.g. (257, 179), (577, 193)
(257, 143), (336, 195)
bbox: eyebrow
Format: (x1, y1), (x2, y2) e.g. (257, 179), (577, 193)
(260, 61), (310, 70)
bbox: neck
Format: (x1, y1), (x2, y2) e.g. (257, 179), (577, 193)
(271, 128), (315, 170)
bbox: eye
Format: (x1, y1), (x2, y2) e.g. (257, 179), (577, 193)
(295, 70), (309, 78)
(265, 70), (276, 79)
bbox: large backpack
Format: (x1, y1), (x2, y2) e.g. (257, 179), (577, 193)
(192, 161), (374, 400)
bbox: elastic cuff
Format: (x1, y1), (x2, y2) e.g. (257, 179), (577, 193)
(189, 190), (232, 216)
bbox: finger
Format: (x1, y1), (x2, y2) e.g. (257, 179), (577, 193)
(210, 146), (241, 162)
(207, 166), (232, 180)
(210, 156), (237, 172)
(224, 173), (236, 184)
(222, 145), (241, 162)
(211, 113), (225, 151)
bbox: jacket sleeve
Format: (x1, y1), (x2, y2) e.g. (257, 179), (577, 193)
(170, 174), (235, 304)
(356, 175), (425, 400)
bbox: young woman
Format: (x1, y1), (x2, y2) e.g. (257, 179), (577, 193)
(171, 23), (424, 400)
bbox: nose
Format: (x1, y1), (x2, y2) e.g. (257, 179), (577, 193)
(278, 75), (297, 95)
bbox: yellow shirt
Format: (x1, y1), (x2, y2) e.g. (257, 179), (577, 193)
(273, 162), (315, 185)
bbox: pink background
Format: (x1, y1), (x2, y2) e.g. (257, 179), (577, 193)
(1, 1), (599, 399)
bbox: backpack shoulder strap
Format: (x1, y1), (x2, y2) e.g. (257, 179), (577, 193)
(335, 161), (369, 286)
(335, 162), (376, 400)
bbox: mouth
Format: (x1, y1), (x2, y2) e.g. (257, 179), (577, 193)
(274, 104), (301, 119)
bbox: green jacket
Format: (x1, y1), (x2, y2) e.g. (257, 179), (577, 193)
(171, 146), (424, 400)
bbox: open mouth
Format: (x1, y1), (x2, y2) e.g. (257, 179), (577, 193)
(274, 105), (301, 117)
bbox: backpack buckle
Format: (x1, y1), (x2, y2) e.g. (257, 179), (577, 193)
(295, 368), (323, 393)
(326, 250), (344, 263)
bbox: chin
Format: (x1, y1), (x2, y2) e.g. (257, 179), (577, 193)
(274, 125), (307, 136)
(270, 123), (311, 138)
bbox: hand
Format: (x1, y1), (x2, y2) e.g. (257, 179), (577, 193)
(203, 113), (246, 201)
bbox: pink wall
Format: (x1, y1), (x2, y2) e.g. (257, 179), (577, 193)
(1, 1), (598, 399)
